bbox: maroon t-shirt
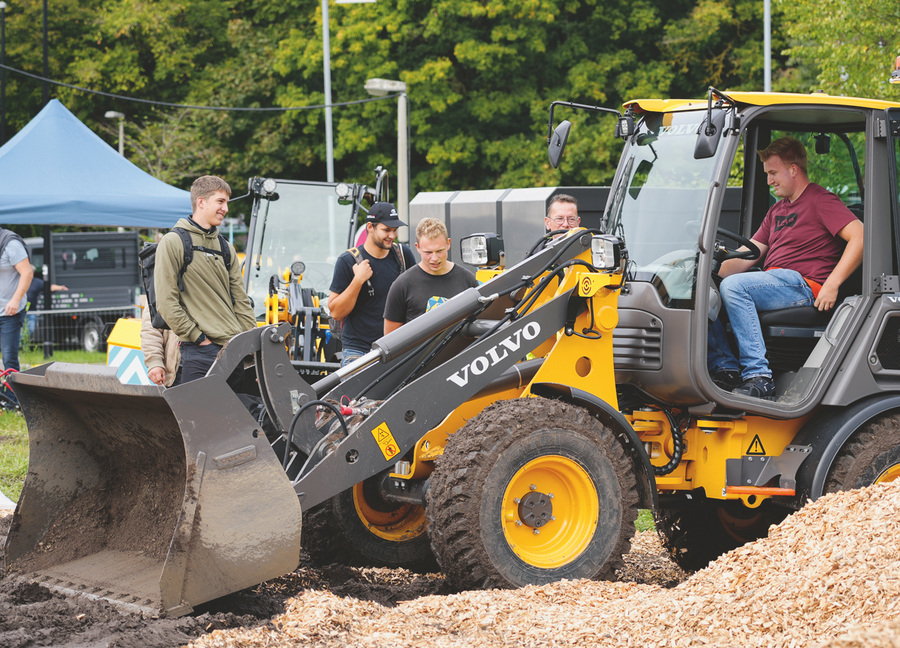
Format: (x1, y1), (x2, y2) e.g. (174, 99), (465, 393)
(753, 183), (858, 284)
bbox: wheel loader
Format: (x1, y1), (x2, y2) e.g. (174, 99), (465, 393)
(4, 88), (900, 616)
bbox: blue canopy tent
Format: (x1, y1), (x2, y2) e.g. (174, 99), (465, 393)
(0, 100), (190, 228)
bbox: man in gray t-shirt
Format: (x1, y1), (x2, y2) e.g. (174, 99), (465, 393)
(384, 218), (477, 334)
(0, 229), (35, 375)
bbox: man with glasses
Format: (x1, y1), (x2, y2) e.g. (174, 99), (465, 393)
(545, 194), (580, 235)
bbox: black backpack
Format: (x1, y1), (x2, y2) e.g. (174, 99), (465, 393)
(140, 227), (232, 330)
(328, 243), (407, 341)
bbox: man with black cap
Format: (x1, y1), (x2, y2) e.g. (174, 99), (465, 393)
(328, 202), (416, 366)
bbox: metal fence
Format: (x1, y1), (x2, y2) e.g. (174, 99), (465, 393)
(23, 305), (140, 355)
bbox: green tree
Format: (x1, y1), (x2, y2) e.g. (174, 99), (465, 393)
(274, 0), (701, 193)
(1, 0), (802, 199)
(662, 0), (791, 93)
(776, 0), (900, 99)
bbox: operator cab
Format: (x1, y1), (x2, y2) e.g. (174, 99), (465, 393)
(559, 91), (896, 418)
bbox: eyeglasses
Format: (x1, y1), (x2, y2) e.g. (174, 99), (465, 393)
(549, 216), (580, 225)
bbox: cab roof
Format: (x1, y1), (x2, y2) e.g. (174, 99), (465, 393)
(624, 91), (900, 114)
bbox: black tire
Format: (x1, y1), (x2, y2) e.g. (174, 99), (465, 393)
(81, 319), (104, 353)
(656, 497), (789, 572)
(825, 414), (900, 492)
(301, 476), (436, 571)
(426, 398), (640, 591)
(300, 500), (358, 566)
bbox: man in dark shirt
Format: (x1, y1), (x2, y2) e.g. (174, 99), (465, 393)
(384, 218), (477, 334)
(708, 136), (863, 399)
(328, 202), (416, 365)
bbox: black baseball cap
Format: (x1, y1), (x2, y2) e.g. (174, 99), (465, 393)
(366, 202), (406, 228)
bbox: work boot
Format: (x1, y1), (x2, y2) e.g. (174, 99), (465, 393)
(732, 375), (776, 400)
(711, 369), (742, 391)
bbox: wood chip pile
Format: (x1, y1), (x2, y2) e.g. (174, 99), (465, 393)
(189, 482), (900, 648)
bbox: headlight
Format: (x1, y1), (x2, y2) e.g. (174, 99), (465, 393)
(591, 235), (627, 271)
(335, 182), (353, 204)
(460, 233), (504, 267)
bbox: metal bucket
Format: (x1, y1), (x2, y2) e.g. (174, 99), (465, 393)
(3, 362), (302, 616)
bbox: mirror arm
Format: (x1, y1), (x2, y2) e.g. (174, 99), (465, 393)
(547, 100), (625, 144)
(705, 86), (738, 135)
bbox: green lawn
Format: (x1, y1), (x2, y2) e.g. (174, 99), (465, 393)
(0, 411), (28, 502)
(20, 347), (106, 369)
(1, 349), (105, 503)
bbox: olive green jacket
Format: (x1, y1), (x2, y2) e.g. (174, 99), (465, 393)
(154, 218), (256, 346)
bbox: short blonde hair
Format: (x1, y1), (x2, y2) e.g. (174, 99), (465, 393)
(191, 175), (231, 212)
(416, 218), (449, 243)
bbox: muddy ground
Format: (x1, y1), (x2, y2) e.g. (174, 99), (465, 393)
(0, 512), (685, 648)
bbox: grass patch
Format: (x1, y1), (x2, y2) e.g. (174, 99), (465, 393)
(0, 412), (28, 503)
(636, 508), (655, 532)
(0, 349), (103, 503)
(20, 347), (106, 368)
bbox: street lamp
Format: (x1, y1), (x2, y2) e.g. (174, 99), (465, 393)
(1, 1), (7, 145)
(763, 0), (771, 92)
(365, 77), (409, 228)
(323, 0), (376, 182)
(104, 110), (125, 156)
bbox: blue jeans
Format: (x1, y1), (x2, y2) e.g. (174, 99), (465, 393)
(340, 346), (368, 368)
(0, 310), (26, 373)
(708, 269), (814, 380)
(180, 340), (223, 383)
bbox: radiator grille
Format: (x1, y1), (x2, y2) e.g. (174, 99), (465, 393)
(613, 313), (663, 371)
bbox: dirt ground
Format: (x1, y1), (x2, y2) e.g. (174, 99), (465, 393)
(5, 483), (900, 647)
(0, 511), (684, 648)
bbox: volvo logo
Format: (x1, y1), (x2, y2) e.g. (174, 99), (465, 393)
(446, 322), (542, 387)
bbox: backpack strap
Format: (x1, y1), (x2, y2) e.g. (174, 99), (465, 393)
(173, 228), (194, 292)
(346, 247), (374, 297)
(392, 243), (407, 272)
(171, 228), (233, 292)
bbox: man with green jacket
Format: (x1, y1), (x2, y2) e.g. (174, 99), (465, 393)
(155, 175), (256, 383)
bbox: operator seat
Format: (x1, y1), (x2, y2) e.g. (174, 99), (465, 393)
(756, 203), (863, 370)
(758, 202), (863, 337)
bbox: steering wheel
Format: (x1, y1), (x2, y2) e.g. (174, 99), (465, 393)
(715, 227), (761, 262)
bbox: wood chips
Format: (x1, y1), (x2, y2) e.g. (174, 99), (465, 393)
(189, 482), (900, 648)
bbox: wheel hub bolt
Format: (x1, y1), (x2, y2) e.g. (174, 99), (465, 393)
(517, 491), (554, 529)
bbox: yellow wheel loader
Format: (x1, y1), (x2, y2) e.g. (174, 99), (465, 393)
(6, 88), (900, 615)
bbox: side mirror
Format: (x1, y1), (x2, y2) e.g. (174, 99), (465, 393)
(548, 120), (572, 169)
(694, 109), (727, 159)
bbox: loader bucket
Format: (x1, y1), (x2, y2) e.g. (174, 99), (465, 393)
(3, 362), (302, 617)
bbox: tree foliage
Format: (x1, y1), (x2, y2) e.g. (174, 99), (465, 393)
(776, 0), (900, 99)
(2, 0), (884, 205)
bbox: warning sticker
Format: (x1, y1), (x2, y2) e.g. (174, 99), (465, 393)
(372, 422), (401, 461)
(746, 435), (766, 456)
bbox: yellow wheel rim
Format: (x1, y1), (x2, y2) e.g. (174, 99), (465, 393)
(501, 455), (599, 569)
(875, 462), (900, 484)
(352, 482), (428, 542)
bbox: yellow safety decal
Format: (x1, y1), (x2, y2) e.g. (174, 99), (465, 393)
(372, 422), (401, 461)
(747, 435), (766, 456)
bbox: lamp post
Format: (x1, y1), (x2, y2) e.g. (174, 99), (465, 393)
(1, 1), (7, 145)
(323, 0), (376, 182)
(763, 0), (771, 92)
(365, 77), (409, 228)
(104, 110), (125, 155)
